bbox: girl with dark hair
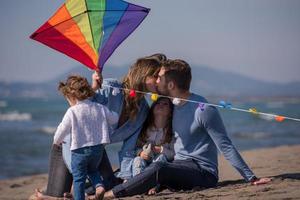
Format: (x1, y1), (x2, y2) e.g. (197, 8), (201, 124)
(132, 97), (174, 177)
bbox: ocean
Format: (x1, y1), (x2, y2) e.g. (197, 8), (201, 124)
(0, 97), (300, 180)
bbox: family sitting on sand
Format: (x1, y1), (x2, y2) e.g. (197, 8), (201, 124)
(34, 54), (271, 200)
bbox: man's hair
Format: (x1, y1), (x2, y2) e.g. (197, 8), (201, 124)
(163, 59), (192, 91)
(58, 75), (95, 101)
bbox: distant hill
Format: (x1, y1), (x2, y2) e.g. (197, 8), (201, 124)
(190, 65), (300, 98)
(1, 65), (300, 99)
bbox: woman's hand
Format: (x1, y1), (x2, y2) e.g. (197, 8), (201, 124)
(92, 71), (103, 91)
(140, 151), (151, 161)
(251, 177), (272, 185)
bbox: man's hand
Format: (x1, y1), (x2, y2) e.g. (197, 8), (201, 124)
(140, 151), (151, 161)
(251, 177), (272, 185)
(92, 71), (103, 91)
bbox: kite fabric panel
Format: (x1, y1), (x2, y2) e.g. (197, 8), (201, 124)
(30, 0), (150, 71)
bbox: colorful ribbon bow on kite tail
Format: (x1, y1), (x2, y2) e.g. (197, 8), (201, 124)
(30, 0), (150, 72)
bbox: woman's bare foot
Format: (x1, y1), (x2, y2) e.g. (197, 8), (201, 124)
(35, 188), (44, 199)
(35, 188), (64, 200)
(95, 186), (105, 200)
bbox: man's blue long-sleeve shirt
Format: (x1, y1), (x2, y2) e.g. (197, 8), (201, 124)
(173, 93), (255, 182)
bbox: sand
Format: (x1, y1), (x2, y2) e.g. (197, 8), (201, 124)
(1, 145), (300, 200)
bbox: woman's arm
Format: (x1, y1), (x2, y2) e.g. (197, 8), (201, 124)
(103, 106), (119, 125)
(110, 99), (149, 143)
(92, 71), (103, 91)
(91, 72), (112, 105)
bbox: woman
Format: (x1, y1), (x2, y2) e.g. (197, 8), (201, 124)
(34, 54), (167, 199)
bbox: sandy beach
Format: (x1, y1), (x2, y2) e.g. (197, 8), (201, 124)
(1, 145), (299, 200)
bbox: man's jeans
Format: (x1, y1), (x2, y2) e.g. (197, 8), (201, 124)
(112, 159), (218, 197)
(71, 145), (104, 200)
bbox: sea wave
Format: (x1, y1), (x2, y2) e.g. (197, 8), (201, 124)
(0, 101), (7, 107)
(266, 102), (285, 108)
(0, 111), (32, 121)
(233, 132), (272, 139)
(38, 126), (56, 135)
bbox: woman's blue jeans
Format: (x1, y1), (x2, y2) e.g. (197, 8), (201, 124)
(46, 144), (73, 197)
(71, 145), (104, 200)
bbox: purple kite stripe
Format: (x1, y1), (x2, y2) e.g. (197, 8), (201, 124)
(98, 3), (149, 71)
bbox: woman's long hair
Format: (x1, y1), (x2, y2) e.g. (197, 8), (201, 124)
(122, 58), (161, 121)
(138, 97), (174, 146)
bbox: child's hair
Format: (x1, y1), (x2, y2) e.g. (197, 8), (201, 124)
(58, 75), (95, 100)
(138, 97), (174, 145)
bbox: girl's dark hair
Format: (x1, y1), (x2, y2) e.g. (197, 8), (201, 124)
(58, 75), (95, 100)
(138, 97), (174, 146)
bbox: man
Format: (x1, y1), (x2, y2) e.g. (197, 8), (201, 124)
(105, 59), (271, 198)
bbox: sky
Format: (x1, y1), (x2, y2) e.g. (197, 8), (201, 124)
(0, 0), (300, 83)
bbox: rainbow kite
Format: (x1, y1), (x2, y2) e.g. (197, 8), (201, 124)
(30, 0), (150, 71)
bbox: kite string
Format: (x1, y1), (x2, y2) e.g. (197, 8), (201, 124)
(101, 83), (300, 123)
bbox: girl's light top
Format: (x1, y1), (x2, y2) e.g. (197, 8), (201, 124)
(54, 99), (118, 150)
(136, 128), (175, 161)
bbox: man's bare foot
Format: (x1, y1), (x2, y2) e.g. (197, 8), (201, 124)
(95, 186), (105, 200)
(251, 177), (272, 185)
(103, 190), (115, 199)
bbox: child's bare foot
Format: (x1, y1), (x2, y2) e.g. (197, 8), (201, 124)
(148, 187), (157, 195)
(63, 192), (73, 200)
(86, 194), (96, 200)
(95, 186), (105, 200)
(103, 190), (115, 199)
